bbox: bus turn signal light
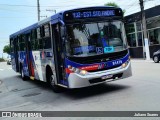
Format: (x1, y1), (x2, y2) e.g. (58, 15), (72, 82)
(68, 65), (88, 75)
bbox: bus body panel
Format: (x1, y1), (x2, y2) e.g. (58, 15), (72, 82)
(65, 53), (132, 88)
(18, 51), (29, 76)
(18, 49), (56, 82)
(31, 49), (56, 82)
(68, 62), (131, 88)
(31, 51), (43, 80)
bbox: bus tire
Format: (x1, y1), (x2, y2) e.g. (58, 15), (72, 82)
(20, 66), (27, 81)
(48, 72), (62, 93)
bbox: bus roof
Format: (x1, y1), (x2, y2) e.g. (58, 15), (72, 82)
(10, 6), (120, 38)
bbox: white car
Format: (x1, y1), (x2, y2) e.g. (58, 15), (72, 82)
(7, 56), (11, 65)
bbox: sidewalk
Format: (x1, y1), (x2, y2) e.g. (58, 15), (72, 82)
(131, 58), (153, 63)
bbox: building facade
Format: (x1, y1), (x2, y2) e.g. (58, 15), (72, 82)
(125, 5), (160, 58)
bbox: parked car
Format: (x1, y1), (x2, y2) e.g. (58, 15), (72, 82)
(6, 55), (11, 65)
(153, 50), (160, 63)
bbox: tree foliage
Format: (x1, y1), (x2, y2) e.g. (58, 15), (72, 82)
(104, 2), (125, 15)
(3, 44), (10, 54)
(104, 2), (119, 8)
(0, 58), (5, 62)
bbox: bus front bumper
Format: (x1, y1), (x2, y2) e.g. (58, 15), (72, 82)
(68, 62), (132, 88)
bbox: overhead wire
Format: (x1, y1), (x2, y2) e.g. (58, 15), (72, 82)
(0, 1), (139, 18)
(0, 0), (159, 18)
(0, 1), (142, 8)
(124, 0), (159, 15)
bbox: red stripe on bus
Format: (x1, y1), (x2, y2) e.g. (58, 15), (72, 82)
(65, 68), (73, 74)
(79, 64), (99, 71)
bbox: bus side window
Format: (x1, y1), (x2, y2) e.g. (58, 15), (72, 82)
(17, 36), (20, 51)
(19, 35), (26, 51)
(19, 35), (23, 51)
(31, 29), (37, 50)
(10, 38), (14, 53)
(37, 27), (43, 50)
(43, 24), (51, 49)
(14, 38), (17, 51)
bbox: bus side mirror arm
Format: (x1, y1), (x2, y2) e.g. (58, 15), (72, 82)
(59, 20), (65, 26)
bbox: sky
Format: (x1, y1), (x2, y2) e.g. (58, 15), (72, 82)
(0, 0), (159, 58)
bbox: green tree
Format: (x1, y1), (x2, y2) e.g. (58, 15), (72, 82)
(104, 2), (126, 15)
(3, 44), (10, 54)
(104, 2), (119, 8)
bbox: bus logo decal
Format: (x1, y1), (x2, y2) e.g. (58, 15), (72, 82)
(112, 60), (122, 66)
(96, 47), (103, 54)
(98, 63), (107, 69)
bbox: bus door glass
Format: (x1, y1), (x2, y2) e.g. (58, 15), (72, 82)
(52, 23), (65, 83)
(26, 33), (35, 77)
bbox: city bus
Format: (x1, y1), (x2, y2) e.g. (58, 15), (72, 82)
(10, 6), (132, 92)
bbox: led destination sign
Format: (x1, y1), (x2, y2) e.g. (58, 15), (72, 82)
(73, 10), (115, 18)
(64, 9), (122, 21)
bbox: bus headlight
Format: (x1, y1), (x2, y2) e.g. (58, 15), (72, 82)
(68, 65), (87, 75)
(122, 63), (127, 68)
(79, 70), (87, 76)
(121, 60), (129, 68)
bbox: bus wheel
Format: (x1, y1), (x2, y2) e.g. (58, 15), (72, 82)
(20, 67), (27, 81)
(49, 73), (62, 93)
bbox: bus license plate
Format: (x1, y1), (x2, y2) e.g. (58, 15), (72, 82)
(101, 74), (113, 80)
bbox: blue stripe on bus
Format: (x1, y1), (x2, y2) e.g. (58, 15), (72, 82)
(65, 53), (129, 70)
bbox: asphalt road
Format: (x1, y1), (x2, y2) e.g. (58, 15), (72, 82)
(0, 60), (160, 120)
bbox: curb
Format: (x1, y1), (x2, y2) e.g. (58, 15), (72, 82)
(131, 60), (153, 63)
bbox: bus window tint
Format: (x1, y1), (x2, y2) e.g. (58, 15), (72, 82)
(10, 39), (14, 53)
(44, 24), (50, 37)
(66, 21), (127, 56)
(19, 35), (25, 51)
(43, 24), (51, 49)
(43, 38), (51, 49)
(38, 39), (43, 49)
(36, 27), (43, 50)
(37, 28), (41, 39)
(31, 29), (37, 50)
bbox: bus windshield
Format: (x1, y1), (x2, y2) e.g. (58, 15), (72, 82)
(66, 21), (127, 57)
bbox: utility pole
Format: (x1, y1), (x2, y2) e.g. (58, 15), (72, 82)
(37, 0), (40, 21)
(139, 0), (150, 60)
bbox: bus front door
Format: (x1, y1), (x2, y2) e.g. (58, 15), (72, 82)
(52, 24), (65, 85)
